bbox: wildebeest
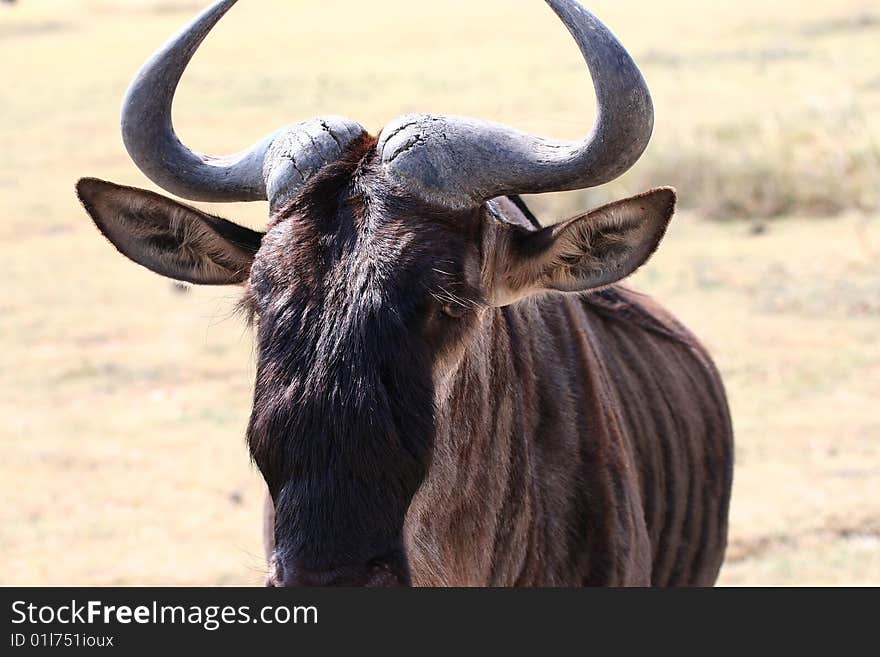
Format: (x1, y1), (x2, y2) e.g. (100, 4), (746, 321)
(76, 0), (733, 586)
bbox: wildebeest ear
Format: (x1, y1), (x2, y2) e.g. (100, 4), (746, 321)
(491, 188), (675, 306)
(76, 178), (263, 285)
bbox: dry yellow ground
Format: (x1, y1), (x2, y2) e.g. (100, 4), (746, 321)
(1, 0), (877, 585)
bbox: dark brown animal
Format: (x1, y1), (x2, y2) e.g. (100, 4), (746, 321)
(76, 0), (733, 586)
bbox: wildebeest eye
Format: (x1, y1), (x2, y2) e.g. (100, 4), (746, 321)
(441, 303), (468, 319)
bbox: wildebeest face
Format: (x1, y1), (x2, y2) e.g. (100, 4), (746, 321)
(240, 137), (487, 586)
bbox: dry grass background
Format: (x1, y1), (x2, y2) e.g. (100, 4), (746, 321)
(1, 0), (878, 585)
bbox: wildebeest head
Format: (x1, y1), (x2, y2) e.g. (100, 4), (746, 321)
(76, 0), (675, 586)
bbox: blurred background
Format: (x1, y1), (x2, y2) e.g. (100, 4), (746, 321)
(1, 0), (877, 585)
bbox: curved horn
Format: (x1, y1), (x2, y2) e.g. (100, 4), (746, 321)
(377, 0), (654, 209)
(121, 0), (364, 206)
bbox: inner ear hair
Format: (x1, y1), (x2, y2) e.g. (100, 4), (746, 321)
(76, 178), (264, 285)
(505, 187), (676, 297)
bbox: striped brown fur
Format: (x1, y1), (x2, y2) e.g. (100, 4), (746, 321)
(404, 281), (733, 585)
